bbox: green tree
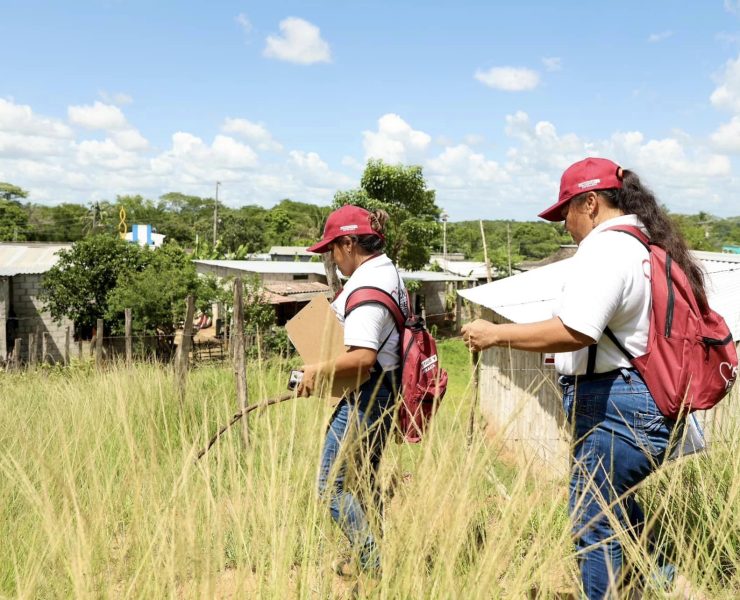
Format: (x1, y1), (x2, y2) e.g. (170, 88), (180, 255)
(0, 182), (31, 241)
(0, 200), (31, 241)
(40, 235), (146, 335)
(105, 243), (202, 339)
(333, 160), (442, 270)
(219, 205), (268, 253)
(0, 182), (28, 202)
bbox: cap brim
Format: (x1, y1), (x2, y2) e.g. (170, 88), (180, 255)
(538, 199), (568, 222)
(306, 239), (331, 254)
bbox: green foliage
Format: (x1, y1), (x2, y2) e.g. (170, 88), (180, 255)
(40, 235), (147, 334)
(241, 275), (277, 333)
(0, 182), (28, 202)
(446, 220), (571, 270)
(334, 160), (442, 270)
(0, 199), (31, 241)
(105, 243), (202, 335)
(27, 203), (89, 242)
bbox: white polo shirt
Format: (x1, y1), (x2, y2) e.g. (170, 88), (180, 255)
(554, 214), (652, 375)
(331, 254), (408, 371)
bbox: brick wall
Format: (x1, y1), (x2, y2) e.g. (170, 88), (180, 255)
(11, 274), (73, 363)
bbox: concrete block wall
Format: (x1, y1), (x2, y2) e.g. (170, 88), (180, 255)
(0, 277), (8, 359)
(11, 274), (73, 364)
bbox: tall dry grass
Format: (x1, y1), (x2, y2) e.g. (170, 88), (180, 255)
(0, 341), (738, 599)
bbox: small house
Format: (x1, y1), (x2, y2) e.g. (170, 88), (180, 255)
(0, 242), (74, 363)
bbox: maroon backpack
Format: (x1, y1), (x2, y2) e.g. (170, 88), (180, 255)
(345, 287), (448, 442)
(595, 225), (738, 419)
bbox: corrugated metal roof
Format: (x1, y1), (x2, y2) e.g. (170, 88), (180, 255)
(264, 281), (330, 295)
(194, 259), (327, 275)
(431, 258), (496, 279)
(399, 270), (474, 283)
(459, 251), (740, 339)
(268, 246), (317, 256)
(0, 243), (72, 276)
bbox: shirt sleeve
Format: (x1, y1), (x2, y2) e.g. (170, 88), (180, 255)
(343, 303), (393, 350)
(556, 235), (632, 341)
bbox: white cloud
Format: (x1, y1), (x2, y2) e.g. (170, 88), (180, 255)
(710, 54), (740, 112)
(542, 57), (562, 72)
(648, 31), (674, 43)
(0, 97), (72, 138)
(76, 138), (142, 170)
(68, 101), (128, 130)
(236, 13), (252, 35)
(427, 144), (508, 185)
(111, 128), (149, 152)
(711, 115), (740, 152)
(263, 17), (331, 65)
(289, 150), (354, 188)
(98, 91), (133, 105)
(0, 131), (71, 158)
(474, 67), (540, 91)
(362, 113), (431, 163)
(222, 117), (282, 151)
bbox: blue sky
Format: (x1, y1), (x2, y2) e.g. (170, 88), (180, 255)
(2, 0), (740, 220)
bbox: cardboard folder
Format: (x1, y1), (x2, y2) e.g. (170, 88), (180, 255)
(285, 295), (369, 400)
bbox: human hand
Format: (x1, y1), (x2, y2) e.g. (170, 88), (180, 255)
(296, 364), (318, 397)
(461, 319), (498, 352)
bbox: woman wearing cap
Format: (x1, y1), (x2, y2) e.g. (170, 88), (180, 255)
(462, 158), (706, 599)
(298, 204), (408, 576)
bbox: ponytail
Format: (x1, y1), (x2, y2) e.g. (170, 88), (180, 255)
(601, 171), (708, 311)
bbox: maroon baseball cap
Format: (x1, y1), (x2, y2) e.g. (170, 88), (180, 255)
(306, 205), (382, 253)
(538, 157), (623, 221)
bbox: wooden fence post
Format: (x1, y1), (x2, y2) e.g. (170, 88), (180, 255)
(480, 220), (493, 283)
(28, 332), (37, 368)
(65, 327), (71, 365)
(175, 295), (196, 401)
(42, 332), (49, 365)
(13, 338), (21, 370)
(124, 308), (133, 367)
(455, 283), (463, 332)
(96, 319), (104, 367)
(233, 278), (249, 447)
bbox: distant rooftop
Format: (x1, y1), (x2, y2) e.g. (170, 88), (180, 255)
(268, 246), (317, 257)
(0, 242), (72, 276)
(194, 259), (326, 275)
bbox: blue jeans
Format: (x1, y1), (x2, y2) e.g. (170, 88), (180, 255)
(560, 369), (679, 599)
(317, 367), (397, 570)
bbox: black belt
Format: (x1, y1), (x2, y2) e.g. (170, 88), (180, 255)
(558, 367), (636, 386)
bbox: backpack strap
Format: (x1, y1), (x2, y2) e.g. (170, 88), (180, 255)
(345, 286), (406, 333)
(586, 225), (648, 375)
(605, 224), (650, 249)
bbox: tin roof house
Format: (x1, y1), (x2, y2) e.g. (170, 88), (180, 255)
(0, 242), (74, 364)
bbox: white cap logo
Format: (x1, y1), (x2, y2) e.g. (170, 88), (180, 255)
(339, 224), (359, 231)
(578, 178), (601, 189)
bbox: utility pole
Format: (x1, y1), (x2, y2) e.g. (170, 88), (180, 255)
(441, 210), (449, 271)
(506, 222), (512, 277)
(212, 181), (221, 247)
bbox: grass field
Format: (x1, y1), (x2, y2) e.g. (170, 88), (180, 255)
(0, 339), (738, 599)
